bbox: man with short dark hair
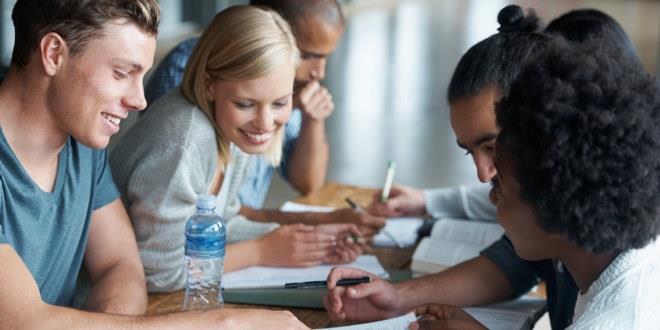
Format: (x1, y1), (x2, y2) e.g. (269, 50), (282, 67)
(0, 1), (307, 328)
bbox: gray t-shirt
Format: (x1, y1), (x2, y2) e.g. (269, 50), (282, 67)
(0, 129), (119, 306)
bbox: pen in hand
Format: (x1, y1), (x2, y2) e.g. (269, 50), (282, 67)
(345, 197), (404, 248)
(381, 161), (397, 203)
(344, 197), (369, 244)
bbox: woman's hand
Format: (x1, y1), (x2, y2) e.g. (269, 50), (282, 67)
(324, 208), (386, 237)
(315, 224), (367, 264)
(257, 223), (336, 267)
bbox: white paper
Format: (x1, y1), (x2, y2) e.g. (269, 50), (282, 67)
(281, 201), (422, 248)
(373, 217), (423, 247)
(465, 308), (532, 330)
(223, 255), (387, 289)
(318, 312), (417, 330)
(281, 201), (335, 213)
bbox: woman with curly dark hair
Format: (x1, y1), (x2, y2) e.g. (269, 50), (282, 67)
(492, 38), (660, 328)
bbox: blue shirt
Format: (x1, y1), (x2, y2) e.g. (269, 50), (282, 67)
(144, 37), (302, 208)
(0, 129), (119, 306)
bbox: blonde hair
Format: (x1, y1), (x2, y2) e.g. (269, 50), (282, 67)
(181, 5), (300, 171)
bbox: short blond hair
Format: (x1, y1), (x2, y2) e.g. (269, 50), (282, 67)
(181, 5), (300, 170)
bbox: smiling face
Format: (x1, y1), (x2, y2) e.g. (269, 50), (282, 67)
(48, 21), (156, 149)
(293, 15), (343, 90)
(450, 86), (501, 183)
(207, 63), (295, 155)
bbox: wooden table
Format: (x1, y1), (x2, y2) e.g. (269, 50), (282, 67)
(146, 182), (415, 328)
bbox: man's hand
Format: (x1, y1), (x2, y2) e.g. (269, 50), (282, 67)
(410, 304), (486, 330)
(324, 267), (404, 322)
(368, 184), (426, 217)
(294, 81), (334, 122)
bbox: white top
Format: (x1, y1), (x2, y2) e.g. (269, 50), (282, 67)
(568, 238), (660, 329)
(423, 183), (497, 221)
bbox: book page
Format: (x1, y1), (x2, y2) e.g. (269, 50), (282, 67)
(418, 239), (484, 264)
(223, 255), (387, 289)
(464, 308), (532, 330)
(318, 312), (417, 330)
(430, 218), (504, 246)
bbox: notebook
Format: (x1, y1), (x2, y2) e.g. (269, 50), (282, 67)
(223, 255), (387, 290)
(280, 201), (423, 248)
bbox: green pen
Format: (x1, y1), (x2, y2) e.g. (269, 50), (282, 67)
(381, 161), (397, 202)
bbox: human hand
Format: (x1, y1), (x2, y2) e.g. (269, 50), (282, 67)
(409, 304), (486, 330)
(368, 184), (426, 217)
(326, 208), (386, 236)
(257, 223), (336, 267)
(315, 224), (366, 264)
(323, 267), (403, 322)
(294, 81), (335, 122)
(210, 308), (309, 329)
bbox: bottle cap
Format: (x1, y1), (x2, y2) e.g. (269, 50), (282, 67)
(196, 194), (216, 210)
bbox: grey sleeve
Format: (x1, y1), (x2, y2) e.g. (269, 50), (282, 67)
(122, 139), (213, 292)
(423, 184), (497, 221)
(480, 235), (540, 296)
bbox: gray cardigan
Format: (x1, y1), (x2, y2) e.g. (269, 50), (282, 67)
(110, 90), (277, 292)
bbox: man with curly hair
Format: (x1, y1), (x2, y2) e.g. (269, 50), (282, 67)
(491, 39), (660, 328)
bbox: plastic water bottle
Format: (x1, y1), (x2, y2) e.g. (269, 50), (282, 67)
(183, 194), (226, 310)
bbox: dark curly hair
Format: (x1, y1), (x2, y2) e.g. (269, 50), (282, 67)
(496, 38), (660, 253)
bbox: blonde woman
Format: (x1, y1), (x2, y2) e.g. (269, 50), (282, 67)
(111, 5), (362, 293)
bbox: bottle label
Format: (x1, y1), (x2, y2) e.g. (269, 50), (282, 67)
(185, 233), (226, 258)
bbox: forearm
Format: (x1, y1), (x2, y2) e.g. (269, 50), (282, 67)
(287, 118), (328, 195)
(84, 261), (148, 315)
(240, 206), (328, 225)
(396, 256), (515, 310)
(34, 304), (235, 329)
(224, 240), (262, 272)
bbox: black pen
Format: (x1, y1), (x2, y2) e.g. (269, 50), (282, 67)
(284, 276), (370, 289)
(346, 198), (404, 248)
(345, 197), (364, 212)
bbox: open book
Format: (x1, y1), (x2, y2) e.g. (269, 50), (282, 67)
(411, 218), (504, 274)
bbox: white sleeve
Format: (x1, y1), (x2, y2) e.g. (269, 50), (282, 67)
(422, 183), (496, 221)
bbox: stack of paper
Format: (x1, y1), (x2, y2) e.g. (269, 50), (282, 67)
(223, 255), (388, 290)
